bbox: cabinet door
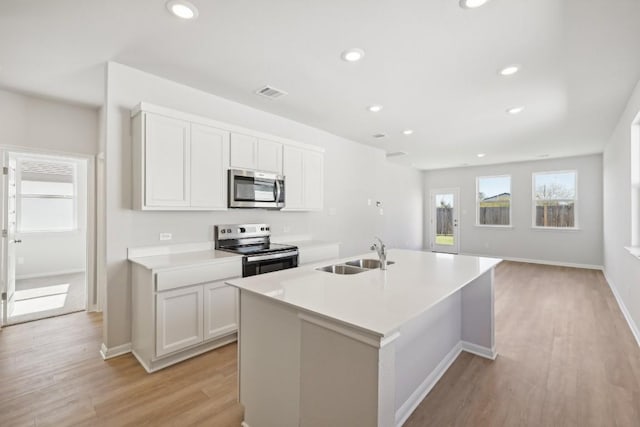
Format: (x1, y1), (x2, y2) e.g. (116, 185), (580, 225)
(156, 286), (204, 357)
(230, 133), (258, 170)
(304, 151), (324, 210)
(257, 139), (283, 174)
(283, 146), (305, 209)
(145, 113), (191, 207)
(204, 282), (238, 341)
(191, 124), (230, 209)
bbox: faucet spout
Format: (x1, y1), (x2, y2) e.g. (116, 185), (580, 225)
(371, 237), (388, 270)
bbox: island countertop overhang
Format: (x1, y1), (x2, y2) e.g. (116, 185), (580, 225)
(226, 249), (502, 338)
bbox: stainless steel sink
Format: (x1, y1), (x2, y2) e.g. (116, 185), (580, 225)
(316, 264), (368, 275)
(345, 259), (395, 269)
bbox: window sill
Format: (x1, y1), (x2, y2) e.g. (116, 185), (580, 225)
(530, 226), (580, 232)
(474, 225), (513, 229)
(625, 246), (640, 259)
(16, 229), (81, 236)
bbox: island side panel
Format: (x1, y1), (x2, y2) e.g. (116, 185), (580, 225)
(461, 268), (495, 358)
(299, 320), (396, 427)
(393, 292), (462, 425)
(239, 291), (301, 427)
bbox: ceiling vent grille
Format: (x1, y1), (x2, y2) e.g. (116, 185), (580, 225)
(255, 85), (288, 100)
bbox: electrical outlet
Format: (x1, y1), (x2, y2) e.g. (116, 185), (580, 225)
(379, 208), (384, 215)
(159, 233), (172, 241)
(367, 199), (372, 206)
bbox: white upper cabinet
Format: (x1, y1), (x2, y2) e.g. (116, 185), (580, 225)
(257, 139), (283, 174)
(132, 103), (322, 211)
(283, 146), (323, 211)
(190, 124), (229, 209)
(230, 133), (283, 174)
(283, 146), (305, 210)
(230, 133), (258, 170)
(144, 113), (191, 207)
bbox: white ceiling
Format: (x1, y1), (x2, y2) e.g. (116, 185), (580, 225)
(1, 0), (639, 169)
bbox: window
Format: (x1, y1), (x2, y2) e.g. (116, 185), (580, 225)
(476, 175), (511, 226)
(532, 171), (577, 228)
(17, 159), (77, 232)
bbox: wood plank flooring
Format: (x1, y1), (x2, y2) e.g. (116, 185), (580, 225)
(405, 261), (640, 426)
(0, 312), (241, 426)
(1, 261), (638, 426)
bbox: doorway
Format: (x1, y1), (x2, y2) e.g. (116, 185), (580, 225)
(1, 151), (90, 325)
(430, 188), (460, 254)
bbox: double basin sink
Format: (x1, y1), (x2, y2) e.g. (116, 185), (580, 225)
(316, 259), (395, 275)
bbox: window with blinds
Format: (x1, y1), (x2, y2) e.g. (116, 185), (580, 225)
(17, 159), (77, 232)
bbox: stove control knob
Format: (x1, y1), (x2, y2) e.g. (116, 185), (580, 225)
(239, 227), (246, 233)
(266, 227), (270, 231)
(260, 227), (265, 231)
(220, 229), (226, 234)
(227, 228), (232, 233)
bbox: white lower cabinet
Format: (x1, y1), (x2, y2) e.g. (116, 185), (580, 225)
(204, 282), (238, 340)
(156, 286), (204, 357)
(131, 258), (241, 373)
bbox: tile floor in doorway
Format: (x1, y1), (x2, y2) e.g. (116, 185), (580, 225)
(10, 272), (85, 324)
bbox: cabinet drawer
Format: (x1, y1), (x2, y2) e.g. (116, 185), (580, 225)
(156, 261), (241, 292)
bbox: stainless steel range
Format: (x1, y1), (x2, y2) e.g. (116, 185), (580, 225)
(214, 223), (298, 277)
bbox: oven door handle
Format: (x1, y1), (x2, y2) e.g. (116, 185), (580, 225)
(246, 250), (298, 263)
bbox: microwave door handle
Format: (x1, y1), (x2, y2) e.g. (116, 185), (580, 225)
(275, 179), (281, 202)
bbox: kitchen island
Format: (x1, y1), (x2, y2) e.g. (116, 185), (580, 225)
(226, 249), (501, 427)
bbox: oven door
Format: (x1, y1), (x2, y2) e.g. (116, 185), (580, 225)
(229, 169), (285, 209)
(243, 251), (298, 277)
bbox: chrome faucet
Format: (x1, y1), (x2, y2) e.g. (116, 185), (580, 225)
(370, 237), (388, 270)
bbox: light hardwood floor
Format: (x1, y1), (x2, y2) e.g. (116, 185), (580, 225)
(0, 312), (241, 426)
(405, 261), (640, 426)
(1, 261), (638, 426)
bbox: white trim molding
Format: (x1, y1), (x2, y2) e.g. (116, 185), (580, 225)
(100, 342), (132, 360)
(462, 341), (497, 360)
(602, 270), (640, 347)
(395, 342), (463, 427)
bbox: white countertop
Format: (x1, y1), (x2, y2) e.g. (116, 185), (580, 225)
(128, 249), (241, 270)
(227, 249), (501, 337)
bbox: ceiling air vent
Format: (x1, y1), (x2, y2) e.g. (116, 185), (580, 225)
(386, 151), (408, 158)
(255, 85), (288, 100)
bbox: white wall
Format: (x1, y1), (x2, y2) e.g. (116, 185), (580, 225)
(423, 154), (603, 267)
(603, 79), (640, 344)
(103, 62), (423, 348)
(15, 159), (87, 279)
(0, 89), (98, 155)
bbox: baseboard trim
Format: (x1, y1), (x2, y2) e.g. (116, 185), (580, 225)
(462, 341), (497, 360)
(241, 422), (250, 427)
(16, 269), (86, 280)
(461, 253), (603, 271)
(100, 342), (132, 360)
(395, 342), (463, 427)
(602, 269), (640, 347)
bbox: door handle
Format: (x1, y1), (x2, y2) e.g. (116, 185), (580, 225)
(13, 239), (22, 243)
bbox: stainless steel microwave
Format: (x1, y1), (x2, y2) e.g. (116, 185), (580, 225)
(228, 169), (285, 209)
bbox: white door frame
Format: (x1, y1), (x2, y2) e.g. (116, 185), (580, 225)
(429, 188), (460, 254)
(0, 144), (97, 328)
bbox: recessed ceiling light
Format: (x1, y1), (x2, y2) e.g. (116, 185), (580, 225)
(506, 106), (525, 115)
(477, 153), (486, 158)
(341, 48), (365, 62)
(402, 129), (414, 135)
(459, 0), (490, 9)
(499, 64), (520, 76)
(537, 154), (550, 158)
(368, 105), (383, 113)
(166, 0), (199, 19)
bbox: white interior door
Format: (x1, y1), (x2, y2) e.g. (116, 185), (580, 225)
(1, 154), (17, 326)
(430, 188), (460, 254)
